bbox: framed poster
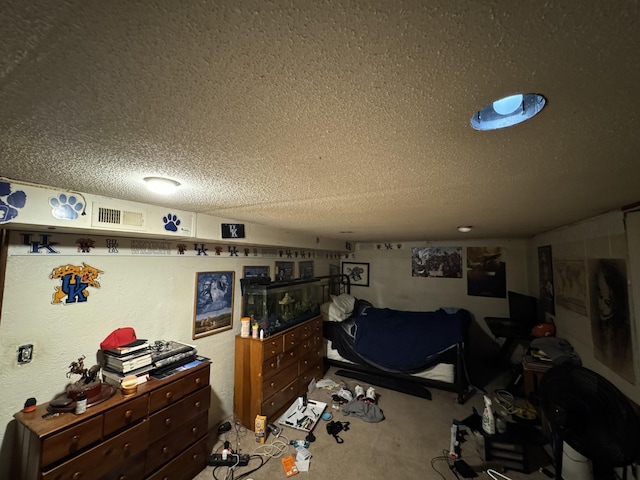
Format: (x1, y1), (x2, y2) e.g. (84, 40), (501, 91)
(342, 262), (369, 287)
(299, 261), (314, 279)
(193, 271), (235, 339)
(275, 261), (294, 281)
(243, 265), (270, 279)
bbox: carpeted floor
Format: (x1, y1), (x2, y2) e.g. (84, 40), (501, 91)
(192, 367), (556, 480)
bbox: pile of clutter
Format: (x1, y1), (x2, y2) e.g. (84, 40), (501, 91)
(330, 384), (385, 424)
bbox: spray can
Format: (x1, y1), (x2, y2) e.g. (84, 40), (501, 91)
(482, 395), (495, 435)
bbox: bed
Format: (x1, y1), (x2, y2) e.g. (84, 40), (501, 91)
(318, 274), (474, 404)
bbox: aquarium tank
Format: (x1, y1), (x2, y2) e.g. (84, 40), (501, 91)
(241, 277), (324, 336)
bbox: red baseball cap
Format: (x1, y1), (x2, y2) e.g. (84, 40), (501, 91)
(100, 327), (137, 350)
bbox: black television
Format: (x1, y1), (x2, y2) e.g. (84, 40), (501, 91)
(507, 290), (539, 329)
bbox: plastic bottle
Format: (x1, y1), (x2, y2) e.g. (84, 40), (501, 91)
(482, 395), (495, 435)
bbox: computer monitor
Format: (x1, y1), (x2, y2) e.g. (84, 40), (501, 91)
(507, 291), (539, 328)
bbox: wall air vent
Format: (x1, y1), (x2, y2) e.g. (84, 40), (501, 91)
(92, 203), (146, 231)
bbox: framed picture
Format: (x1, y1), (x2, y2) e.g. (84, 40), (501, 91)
(193, 271), (235, 339)
(275, 261), (294, 281)
(243, 265), (270, 279)
(299, 261), (314, 279)
(342, 262), (370, 287)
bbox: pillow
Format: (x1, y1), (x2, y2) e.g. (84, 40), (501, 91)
(330, 293), (356, 315)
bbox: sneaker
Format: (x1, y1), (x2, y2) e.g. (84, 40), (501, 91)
(365, 387), (376, 403)
(354, 385), (365, 400)
(337, 387), (353, 402)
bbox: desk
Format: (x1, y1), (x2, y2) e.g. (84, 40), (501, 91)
(484, 316), (533, 363)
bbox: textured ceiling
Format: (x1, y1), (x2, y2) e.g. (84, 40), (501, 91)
(1, 1), (639, 242)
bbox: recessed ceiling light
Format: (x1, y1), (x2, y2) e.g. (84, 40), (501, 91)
(143, 177), (180, 195)
(457, 226), (472, 233)
(470, 93), (546, 131)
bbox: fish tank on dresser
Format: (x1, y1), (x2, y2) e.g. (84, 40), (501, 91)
(240, 277), (325, 336)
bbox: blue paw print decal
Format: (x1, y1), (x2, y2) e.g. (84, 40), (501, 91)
(0, 181), (27, 223)
(163, 213), (181, 232)
(50, 194), (84, 220)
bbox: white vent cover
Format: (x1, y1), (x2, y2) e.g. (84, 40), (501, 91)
(92, 203), (146, 231)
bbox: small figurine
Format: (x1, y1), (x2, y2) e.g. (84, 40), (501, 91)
(67, 355), (100, 385)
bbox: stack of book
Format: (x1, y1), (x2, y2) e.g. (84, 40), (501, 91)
(102, 339), (153, 388)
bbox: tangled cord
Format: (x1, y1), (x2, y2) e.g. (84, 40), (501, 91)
(493, 390), (537, 421)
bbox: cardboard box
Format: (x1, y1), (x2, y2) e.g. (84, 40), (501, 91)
(255, 414), (266, 443)
(281, 455), (299, 476)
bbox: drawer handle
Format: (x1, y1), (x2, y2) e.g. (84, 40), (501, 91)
(162, 446), (169, 455)
(270, 382), (275, 387)
(118, 475), (126, 480)
(72, 472), (83, 480)
(195, 378), (201, 385)
(270, 362), (275, 368)
(165, 418), (172, 427)
(289, 352), (294, 357)
(166, 392), (173, 400)
(195, 401), (202, 408)
(270, 401), (275, 407)
(192, 426), (199, 434)
(125, 409), (133, 419)
(123, 443), (131, 453)
(71, 435), (80, 445)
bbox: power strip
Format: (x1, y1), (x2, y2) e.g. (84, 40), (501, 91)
(208, 453), (250, 467)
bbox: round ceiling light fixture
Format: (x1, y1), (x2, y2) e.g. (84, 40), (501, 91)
(143, 177), (181, 195)
(457, 226), (472, 233)
(470, 93), (546, 131)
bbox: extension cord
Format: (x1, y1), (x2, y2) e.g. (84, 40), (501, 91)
(208, 453), (250, 466)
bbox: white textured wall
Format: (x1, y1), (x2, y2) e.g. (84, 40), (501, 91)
(350, 239), (529, 330)
(0, 230), (332, 476)
(530, 211), (640, 404)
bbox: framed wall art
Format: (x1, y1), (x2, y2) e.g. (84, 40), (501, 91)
(243, 265), (270, 279)
(299, 261), (314, 279)
(193, 271), (235, 339)
(275, 261), (294, 281)
(342, 261), (370, 287)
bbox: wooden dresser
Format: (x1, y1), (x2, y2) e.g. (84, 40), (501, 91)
(12, 360), (211, 480)
(233, 316), (324, 429)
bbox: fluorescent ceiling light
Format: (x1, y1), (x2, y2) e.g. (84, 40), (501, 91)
(144, 177), (180, 194)
(457, 226), (472, 233)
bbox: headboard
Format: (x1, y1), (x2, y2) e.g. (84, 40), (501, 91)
(316, 274), (351, 303)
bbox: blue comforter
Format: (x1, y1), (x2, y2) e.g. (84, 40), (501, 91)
(352, 307), (467, 371)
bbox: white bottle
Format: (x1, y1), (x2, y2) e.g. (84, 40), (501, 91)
(482, 395), (495, 435)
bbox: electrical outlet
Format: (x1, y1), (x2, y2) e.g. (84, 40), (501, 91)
(18, 344), (33, 364)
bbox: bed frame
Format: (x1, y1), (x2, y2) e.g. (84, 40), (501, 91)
(317, 274), (474, 404)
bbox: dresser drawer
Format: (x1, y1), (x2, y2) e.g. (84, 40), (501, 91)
(262, 349), (298, 380)
(298, 350), (322, 374)
(146, 436), (208, 480)
(261, 337), (283, 362)
(299, 359), (323, 387)
(310, 316), (323, 333)
(297, 338), (315, 357)
(283, 328), (302, 351)
(101, 452), (146, 480)
(261, 379), (297, 420)
(43, 420), (149, 480)
(262, 363), (298, 400)
(149, 379), (185, 413)
(146, 412), (208, 474)
(149, 388), (210, 440)
(103, 394), (149, 437)
(182, 365), (210, 395)
(41, 415), (104, 468)
(296, 321), (313, 340)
